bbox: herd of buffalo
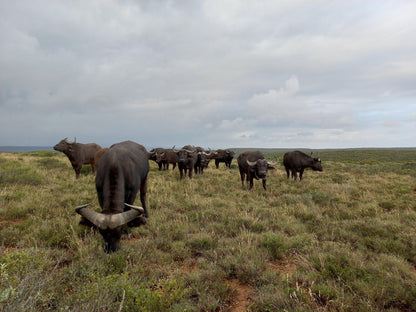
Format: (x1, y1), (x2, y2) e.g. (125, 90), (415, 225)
(53, 138), (323, 252)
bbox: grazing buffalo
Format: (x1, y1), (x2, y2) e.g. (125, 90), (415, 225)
(211, 149), (235, 168)
(176, 146), (198, 179)
(237, 151), (278, 190)
(283, 151), (323, 181)
(159, 148), (179, 170)
(75, 140), (149, 253)
(92, 148), (109, 172)
(148, 148), (166, 171)
(54, 138), (102, 179)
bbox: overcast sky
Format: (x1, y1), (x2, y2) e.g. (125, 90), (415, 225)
(1, 0), (415, 149)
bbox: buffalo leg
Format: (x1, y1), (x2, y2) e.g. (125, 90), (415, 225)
(215, 160), (219, 169)
(140, 176), (148, 218)
(74, 165), (81, 179)
(239, 169), (245, 187)
(285, 167), (290, 179)
(262, 179), (267, 191)
(299, 168), (305, 181)
(249, 176), (254, 190)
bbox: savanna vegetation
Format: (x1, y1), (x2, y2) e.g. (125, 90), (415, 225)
(1, 148), (416, 311)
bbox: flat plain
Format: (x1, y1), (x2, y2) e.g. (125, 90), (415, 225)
(1, 148), (416, 311)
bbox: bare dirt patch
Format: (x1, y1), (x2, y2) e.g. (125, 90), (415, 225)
(227, 280), (252, 312)
(268, 259), (298, 277)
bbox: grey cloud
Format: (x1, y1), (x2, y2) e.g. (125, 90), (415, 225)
(1, 0), (415, 148)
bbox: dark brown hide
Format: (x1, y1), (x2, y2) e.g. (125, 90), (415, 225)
(283, 151), (323, 181)
(160, 148), (179, 170)
(148, 148), (166, 171)
(237, 151), (276, 190)
(92, 148), (109, 172)
(176, 146), (198, 179)
(54, 138), (102, 179)
(211, 149), (235, 168)
(77, 140), (149, 253)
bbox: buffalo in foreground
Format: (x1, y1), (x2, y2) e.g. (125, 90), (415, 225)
(54, 138), (102, 179)
(237, 151), (278, 190)
(75, 140), (149, 253)
(283, 150), (323, 181)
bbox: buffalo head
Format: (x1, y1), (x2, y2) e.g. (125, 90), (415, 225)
(312, 158), (323, 171)
(75, 203), (145, 253)
(246, 159), (278, 180)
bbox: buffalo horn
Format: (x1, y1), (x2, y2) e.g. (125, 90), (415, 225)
(124, 203), (145, 214)
(246, 160), (257, 166)
(267, 159), (279, 166)
(75, 204), (108, 229)
(75, 204), (143, 230)
(105, 209), (142, 230)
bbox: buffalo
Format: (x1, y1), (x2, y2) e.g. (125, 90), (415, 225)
(237, 151), (278, 190)
(211, 149), (235, 168)
(176, 146), (198, 179)
(194, 150), (211, 174)
(148, 148), (166, 171)
(54, 138), (102, 179)
(75, 140), (149, 253)
(159, 148), (179, 170)
(92, 147), (109, 172)
(283, 150), (323, 181)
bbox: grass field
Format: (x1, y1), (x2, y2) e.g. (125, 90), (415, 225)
(1, 148), (416, 311)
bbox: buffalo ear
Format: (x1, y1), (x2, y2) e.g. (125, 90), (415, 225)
(267, 165), (276, 170)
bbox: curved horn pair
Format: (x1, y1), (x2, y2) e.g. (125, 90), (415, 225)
(75, 203), (144, 230)
(247, 159), (279, 167)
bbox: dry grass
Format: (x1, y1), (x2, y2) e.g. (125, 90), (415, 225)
(1, 149), (416, 311)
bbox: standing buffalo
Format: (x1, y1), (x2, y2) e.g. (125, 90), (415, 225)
(148, 148), (166, 171)
(194, 151), (211, 174)
(237, 151), (278, 190)
(54, 138), (102, 179)
(211, 149), (235, 168)
(159, 148), (179, 170)
(75, 140), (149, 253)
(92, 148), (109, 172)
(283, 151), (323, 181)
(176, 146), (198, 179)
